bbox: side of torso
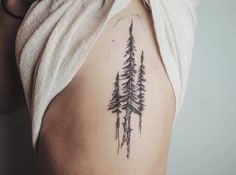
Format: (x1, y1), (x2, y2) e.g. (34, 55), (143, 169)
(38, 1), (175, 175)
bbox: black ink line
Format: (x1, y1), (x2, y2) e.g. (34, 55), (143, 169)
(108, 19), (146, 159)
(137, 51), (146, 135)
(101, 0), (106, 8)
(120, 20), (141, 158)
(107, 72), (122, 154)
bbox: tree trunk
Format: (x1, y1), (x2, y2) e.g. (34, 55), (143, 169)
(116, 113), (120, 154)
(121, 106), (132, 158)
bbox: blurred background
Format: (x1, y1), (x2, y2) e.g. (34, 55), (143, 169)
(0, 0), (235, 175)
(167, 0), (236, 175)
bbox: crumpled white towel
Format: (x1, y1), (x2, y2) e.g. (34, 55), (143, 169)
(15, 0), (198, 152)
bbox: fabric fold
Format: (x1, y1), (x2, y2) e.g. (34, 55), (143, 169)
(15, 0), (198, 152)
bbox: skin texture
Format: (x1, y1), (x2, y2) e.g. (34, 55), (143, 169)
(38, 0), (176, 175)
(107, 21), (147, 158)
(0, 0), (30, 114)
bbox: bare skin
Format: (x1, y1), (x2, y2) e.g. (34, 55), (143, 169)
(38, 1), (176, 175)
(0, 0), (31, 114)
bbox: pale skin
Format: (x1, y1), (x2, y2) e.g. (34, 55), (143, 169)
(0, 0), (176, 175)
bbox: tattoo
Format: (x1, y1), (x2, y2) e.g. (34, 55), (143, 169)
(107, 72), (122, 154)
(101, 0), (106, 8)
(107, 20), (146, 158)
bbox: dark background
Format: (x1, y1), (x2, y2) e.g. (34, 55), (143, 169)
(0, 108), (38, 174)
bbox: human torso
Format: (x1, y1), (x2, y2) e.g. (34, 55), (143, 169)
(38, 1), (175, 175)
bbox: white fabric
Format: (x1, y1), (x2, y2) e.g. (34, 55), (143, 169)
(15, 0), (198, 151)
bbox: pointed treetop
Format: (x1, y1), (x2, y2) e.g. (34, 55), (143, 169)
(129, 19), (134, 35)
(116, 71), (119, 80)
(141, 50), (144, 63)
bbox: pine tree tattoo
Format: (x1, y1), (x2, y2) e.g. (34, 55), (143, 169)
(137, 51), (146, 135)
(120, 20), (140, 159)
(107, 20), (146, 158)
(107, 72), (122, 154)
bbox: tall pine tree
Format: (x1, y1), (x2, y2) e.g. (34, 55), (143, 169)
(137, 51), (146, 135)
(107, 72), (122, 154)
(120, 20), (140, 158)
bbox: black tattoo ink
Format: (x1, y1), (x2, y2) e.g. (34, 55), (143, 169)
(137, 51), (146, 135)
(120, 20), (140, 159)
(101, 0), (106, 8)
(107, 20), (146, 158)
(108, 72), (122, 154)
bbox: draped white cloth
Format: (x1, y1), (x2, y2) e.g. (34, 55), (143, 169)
(15, 0), (198, 151)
